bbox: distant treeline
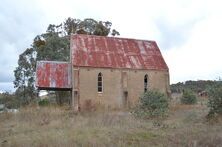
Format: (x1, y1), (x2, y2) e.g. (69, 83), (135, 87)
(170, 80), (221, 93)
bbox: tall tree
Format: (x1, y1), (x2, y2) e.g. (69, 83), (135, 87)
(63, 18), (120, 36)
(14, 48), (36, 105)
(14, 17), (120, 105)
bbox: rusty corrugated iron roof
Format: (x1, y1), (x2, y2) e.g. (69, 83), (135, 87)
(71, 34), (168, 70)
(36, 61), (71, 89)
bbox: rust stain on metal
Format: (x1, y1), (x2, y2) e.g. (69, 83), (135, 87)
(71, 35), (168, 70)
(36, 34), (168, 89)
(36, 61), (71, 89)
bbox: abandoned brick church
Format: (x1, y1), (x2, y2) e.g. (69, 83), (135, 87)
(36, 34), (170, 110)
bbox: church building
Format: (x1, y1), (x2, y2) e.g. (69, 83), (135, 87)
(36, 34), (170, 110)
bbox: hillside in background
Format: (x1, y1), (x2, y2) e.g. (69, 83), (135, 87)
(170, 80), (221, 93)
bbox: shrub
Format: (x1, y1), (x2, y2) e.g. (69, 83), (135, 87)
(180, 90), (197, 104)
(207, 84), (222, 117)
(133, 90), (169, 118)
(38, 99), (50, 106)
(0, 92), (20, 109)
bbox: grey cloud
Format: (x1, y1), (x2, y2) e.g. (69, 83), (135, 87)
(0, 82), (15, 92)
(155, 16), (205, 50)
(0, 0), (46, 91)
(0, 73), (14, 83)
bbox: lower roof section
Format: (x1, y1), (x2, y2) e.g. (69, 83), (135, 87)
(36, 61), (72, 90)
(38, 87), (72, 91)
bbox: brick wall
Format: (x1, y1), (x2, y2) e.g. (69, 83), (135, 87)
(73, 67), (170, 110)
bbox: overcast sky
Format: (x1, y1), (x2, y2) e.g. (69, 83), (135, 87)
(0, 0), (222, 92)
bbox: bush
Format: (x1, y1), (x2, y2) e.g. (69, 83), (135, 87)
(0, 92), (20, 109)
(133, 90), (169, 118)
(180, 90), (197, 104)
(207, 84), (222, 117)
(38, 99), (50, 106)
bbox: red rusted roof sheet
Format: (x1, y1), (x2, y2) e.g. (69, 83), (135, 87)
(71, 35), (168, 70)
(36, 61), (71, 89)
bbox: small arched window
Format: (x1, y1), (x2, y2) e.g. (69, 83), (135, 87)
(98, 72), (103, 92)
(144, 74), (148, 92)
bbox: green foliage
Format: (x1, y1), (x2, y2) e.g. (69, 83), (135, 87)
(171, 80), (218, 93)
(63, 18), (120, 36)
(207, 82), (222, 117)
(13, 47), (37, 104)
(133, 90), (169, 118)
(180, 90), (197, 104)
(0, 92), (20, 109)
(14, 88), (35, 106)
(35, 33), (70, 61)
(38, 99), (50, 106)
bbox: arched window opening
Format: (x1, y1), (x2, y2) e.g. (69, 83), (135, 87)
(98, 73), (103, 92)
(144, 74), (148, 92)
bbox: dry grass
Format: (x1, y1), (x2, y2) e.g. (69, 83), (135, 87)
(0, 97), (222, 147)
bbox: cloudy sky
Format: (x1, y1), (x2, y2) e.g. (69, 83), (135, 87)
(0, 0), (222, 92)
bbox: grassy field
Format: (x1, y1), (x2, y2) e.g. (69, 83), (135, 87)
(0, 96), (222, 147)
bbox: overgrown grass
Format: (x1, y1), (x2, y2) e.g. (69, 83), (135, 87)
(0, 97), (222, 147)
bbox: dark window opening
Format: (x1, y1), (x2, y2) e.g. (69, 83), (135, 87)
(144, 74), (148, 92)
(98, 72), (103, 92)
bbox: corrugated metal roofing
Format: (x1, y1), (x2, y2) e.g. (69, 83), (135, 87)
(71, 34), (168, 70)
(36, 61), (71, 89)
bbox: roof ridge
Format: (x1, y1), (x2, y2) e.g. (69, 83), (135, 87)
(72, 34), (157, 43)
